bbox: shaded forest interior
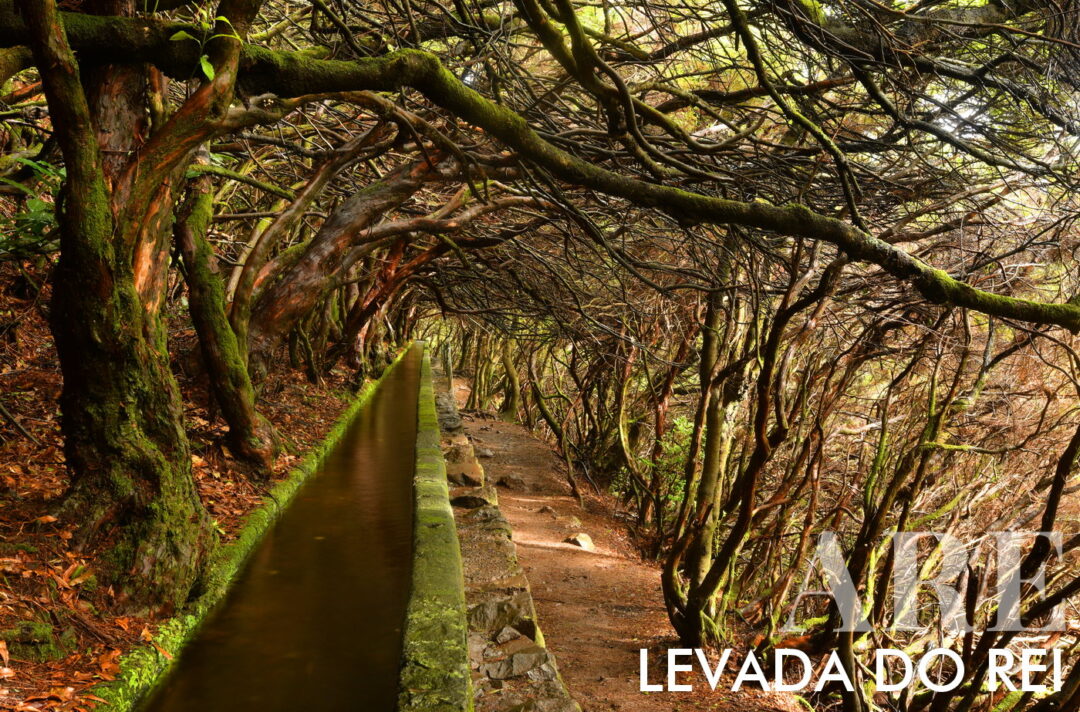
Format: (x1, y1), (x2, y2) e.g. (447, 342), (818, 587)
(2, 0), (1080, 710)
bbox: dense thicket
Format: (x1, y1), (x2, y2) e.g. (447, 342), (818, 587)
(3, 0), (1080, 709)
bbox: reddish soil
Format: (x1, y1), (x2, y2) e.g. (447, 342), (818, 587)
(454, 381), (801, 712)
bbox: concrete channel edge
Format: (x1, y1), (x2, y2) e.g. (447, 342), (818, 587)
(396, 345), (474, 712)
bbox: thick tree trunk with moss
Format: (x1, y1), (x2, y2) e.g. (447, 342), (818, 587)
(51, 162), (212, 613)
(176, 177), (279, 475)
(19, 0), (260, 612)
(17, 0), (214, 615)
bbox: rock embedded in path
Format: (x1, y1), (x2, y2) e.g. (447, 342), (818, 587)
(496, 473), (527, 490)
(476, 447), (495, 458)
(468, 632), (488, 668)
(464, 505), (502, 523)
(467, 591), (535, 633)
(451, 485), (498, 509)
(443, 438), (471, 463)
(527, 660), (560, 682)
(538, 505), (556, 515)
(564, 533), (595, 552)
(495, 626), (523, 644)
(451, 493), (491, 509)
(533, 689), (584, 712)
(479, 644), (551, 680)
(435, 393), (464, 433)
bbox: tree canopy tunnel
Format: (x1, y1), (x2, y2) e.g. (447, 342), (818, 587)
(4, 1), (1080, 709)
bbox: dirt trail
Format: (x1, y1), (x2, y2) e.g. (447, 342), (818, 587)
(455, 385), (800, 712)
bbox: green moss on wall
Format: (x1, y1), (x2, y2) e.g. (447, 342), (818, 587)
(397, 347), (473, 712)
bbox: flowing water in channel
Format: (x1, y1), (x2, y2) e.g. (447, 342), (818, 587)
(140, 347), (420, 711)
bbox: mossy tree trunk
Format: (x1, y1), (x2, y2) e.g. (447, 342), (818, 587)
(0, 46), (30, 87)
(228, 125), (391, 358)
(24, 0), (207, 614)
(665, 289), (751, 645)
(327, 238), (407, 372)
(175, 172), (280, 475)
(20, 0), (260, 613)
(465, 333), (490, 410)
(455, 329), (473, 374)
(682, 292), (729, 591)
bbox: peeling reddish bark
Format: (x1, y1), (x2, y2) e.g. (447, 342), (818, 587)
(245, 157), (447, 379)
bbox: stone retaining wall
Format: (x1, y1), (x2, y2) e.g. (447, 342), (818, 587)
(434, 369), (581, 712)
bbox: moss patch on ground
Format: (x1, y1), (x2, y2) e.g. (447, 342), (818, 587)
(0, 619), (77, 663)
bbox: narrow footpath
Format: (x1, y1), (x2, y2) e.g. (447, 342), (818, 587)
(452, 383), (801, 712)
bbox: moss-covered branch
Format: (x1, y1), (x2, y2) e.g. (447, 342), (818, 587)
(5, 3), (1080, 333)
(175, 170), (279, 474)
(334, 51), (1080, 333)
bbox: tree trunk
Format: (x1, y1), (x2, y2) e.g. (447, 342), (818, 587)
(24, 0), (211, 614)
(246, 158), (443, 380)
(498, 339), (520, 422)
(684, 293), (728, 588)
(20, 0), (259, 612)
(456, 329), (473, 374)
(175, 175), (279, 475)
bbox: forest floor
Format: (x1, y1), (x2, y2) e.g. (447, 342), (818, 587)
(452, 381), (802, 712)
(0, 268), (357, 711)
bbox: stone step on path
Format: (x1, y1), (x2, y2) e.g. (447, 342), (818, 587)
(434, 372), (580, 712)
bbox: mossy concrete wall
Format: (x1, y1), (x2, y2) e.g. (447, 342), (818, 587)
(91, 347), (411, 711)
(397, 347), (473, 712)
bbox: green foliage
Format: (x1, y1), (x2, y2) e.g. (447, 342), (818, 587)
(650, 416), (698, 509)
(168, 9), (242, 81)
(0, 157), (62, 261)
(608, 416), (698, 513)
